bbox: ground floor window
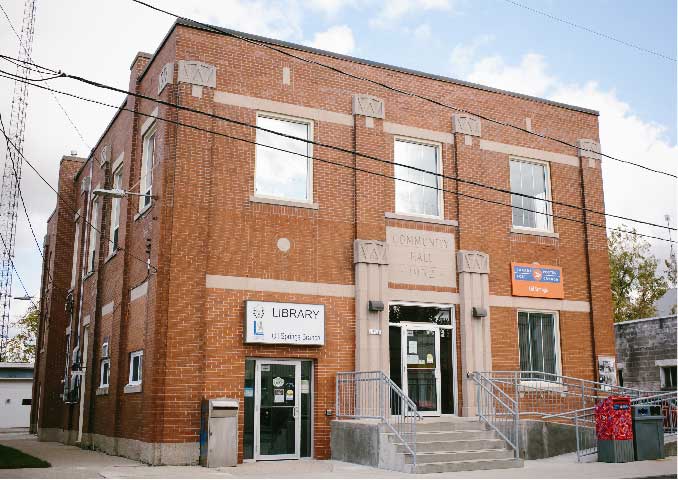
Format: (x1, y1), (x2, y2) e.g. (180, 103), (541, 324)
(518, 311), (559, 379)
(244, 359), (313, 460)
(661, 366), (677, 390)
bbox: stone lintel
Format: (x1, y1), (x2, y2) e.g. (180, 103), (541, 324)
(457, 250), (489, 274)
(352, 94), (385, 119)
(452, 114), (481, 137)
(354, 240), (388, 265)
(576, 139), (601, 161)
(177, 60), (216, 88)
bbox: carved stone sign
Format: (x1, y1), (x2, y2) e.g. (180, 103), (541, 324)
(452, 114), (481, 137)
(576, 139), (601, 161)
(457, 251), (489, 274)
(354, 240), (387, 265)
(158, 63), (174, 94)
(352, 94), (385, 119)
(177, 60), (216, 88)
(386, 227), (456, 287)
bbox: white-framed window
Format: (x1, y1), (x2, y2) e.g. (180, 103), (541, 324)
(70, 216), (81, 288)
(517, 310), (560, 379)
(100, 358), (110, 388)
(139, 125), (156, 211)
(86, 199), (99, 273)
(660, 366), (677, 390)
(128, 350), (143, 386)
(394, 138), (442, 218)
(254, 113), (313, 202)
(109, 166), (123, 255)
(510, 158), (553, 232)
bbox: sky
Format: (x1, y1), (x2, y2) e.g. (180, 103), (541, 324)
(0, 0), (676, 327)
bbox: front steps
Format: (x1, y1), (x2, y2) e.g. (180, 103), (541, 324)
(385, 417), (523, 474)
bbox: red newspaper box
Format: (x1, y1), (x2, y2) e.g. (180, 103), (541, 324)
(596, 396), (634, 462)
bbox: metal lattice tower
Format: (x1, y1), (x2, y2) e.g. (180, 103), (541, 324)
(0, 0), (37, 360)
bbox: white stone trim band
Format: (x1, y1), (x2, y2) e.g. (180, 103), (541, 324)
(206, 274), (355, 298)
(140, 107), (158, 136)
(214, 91), (354, 126)
(130, 281), (148, 302)
(389, 289), (459, 304)
(383, 122), (454, 144)
(490, 295), (590, 312)
(480, 139), (579, 167)
(101, 302), (115, 316)
(655, 359), (677, 367)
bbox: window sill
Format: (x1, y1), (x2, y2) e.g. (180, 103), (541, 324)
(511, 227), (559, 239)
(518, 380), (566, 393)
(249, 195), (319, 210)
(104, 250), (118, 264)
(134, 202), (154, 222)
(124, 383), (142, 394)
(96, 387), (109, 396)
(385, 212), (458, 226)
(83, 270), (96, 281)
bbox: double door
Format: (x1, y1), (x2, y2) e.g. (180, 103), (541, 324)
(254, 360), (301, 460)
(401, 323), (441, 416)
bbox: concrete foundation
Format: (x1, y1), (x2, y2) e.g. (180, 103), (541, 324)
(517, 420), (586, 460)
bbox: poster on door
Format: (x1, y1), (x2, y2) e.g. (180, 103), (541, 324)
(511, 262), (564, 299)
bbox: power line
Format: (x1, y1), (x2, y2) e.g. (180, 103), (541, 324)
(131, 0), (676, 180)
(3, 70), (673, 245)
(0, 61), (673, 235)
(500, 0), (676, 62)
(0, 230), (37, 312)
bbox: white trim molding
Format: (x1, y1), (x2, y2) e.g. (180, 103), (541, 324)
(130, 281), (148, 302)
(206, 274), (354, 298)
(490, 295), (590, 313)
(655, 359), (677, 367)
(480, 139), (579, 167)
(101, 302), (115, 316)
(383, 122), (454, 144)
(388, 289), (459, 304)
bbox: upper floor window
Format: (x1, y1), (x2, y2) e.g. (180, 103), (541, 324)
(394, 138), (442, 217)
(139, 125), (156, 211)
(70, 217), (81, 288)
(510, 158), (552, 232)
(254, 114), (312, 202)
(100, 358), (110, 388)
(86, 199), (99, 273)
(128, 350), (143, 386)
(109, 166), (123, 255)
(518, 311), (559, 379)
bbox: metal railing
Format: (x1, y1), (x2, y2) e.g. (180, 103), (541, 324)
(336, 371), (421, 465)
(472, 372), (519, 458)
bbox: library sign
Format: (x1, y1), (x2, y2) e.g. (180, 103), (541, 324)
(511, 263), (564, 299)
(244, 301), (325, 345)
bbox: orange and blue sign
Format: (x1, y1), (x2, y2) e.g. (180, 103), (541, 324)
(511, 262), (564, 299)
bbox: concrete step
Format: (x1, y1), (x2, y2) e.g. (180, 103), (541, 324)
(405, 448), (515, 464)
(395, 438), (506, 453)
(415, 420), (485, 432)
(413, 457), (524, 474)
(404, 430), (497, 442)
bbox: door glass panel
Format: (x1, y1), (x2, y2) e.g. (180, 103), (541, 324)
(440, 328), (454, 414)
(300, 361), (312, 458)
(244, 359), (255, 459)
(389, 326), (402, 389)
(259, 363), (296, 456)
(406, 329), (437, 412)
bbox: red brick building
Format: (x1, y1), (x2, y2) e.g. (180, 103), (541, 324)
(32, 18), (615, 465)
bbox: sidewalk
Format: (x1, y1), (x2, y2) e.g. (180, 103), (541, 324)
(1, 433), (675, 479)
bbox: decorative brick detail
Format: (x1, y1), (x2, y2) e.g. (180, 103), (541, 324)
(352, 94), (385, 119)
(354, 240), (388, 265)
(576, 139), (601, 161)
(452, 114), (481, 137)
(457, 251), (489, 274)
(177, 60), (216, 88)
(158, 63), (173, 94)
(99, 145), (111, 167)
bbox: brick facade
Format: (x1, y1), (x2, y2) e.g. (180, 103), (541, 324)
(32, 19), (615, 464)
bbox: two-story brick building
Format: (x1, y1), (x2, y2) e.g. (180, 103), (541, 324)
(32, 18), (615, 466)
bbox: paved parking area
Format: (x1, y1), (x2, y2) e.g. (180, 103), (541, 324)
(0, 433), (675, 479)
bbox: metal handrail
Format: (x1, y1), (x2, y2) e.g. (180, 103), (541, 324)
(336, 370), (421, 466)
(472, 372), (519, 457)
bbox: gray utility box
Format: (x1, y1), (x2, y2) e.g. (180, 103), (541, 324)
(199, 398), (239, 468)
(632, 405), (664, 461)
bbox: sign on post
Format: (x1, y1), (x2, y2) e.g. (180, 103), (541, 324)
(244, 301), (325, 345)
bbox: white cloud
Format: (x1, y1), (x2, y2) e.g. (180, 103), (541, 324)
(307, 25), (356, 55)
(204, 0), (303, 40)
(461, 52), (677, 260)
(412, 23), (432, 41)
(306, 0), (356, 16)
(449, 34), (494, 75)
(370, 0), (452, 28)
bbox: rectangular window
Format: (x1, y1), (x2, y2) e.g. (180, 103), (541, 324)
(510, 158), (552, 231)
(70, 219), (80, 288)
(109, 167), (123, 255)
(128, 350), (143, 385)
(100, 359), (110, 387)
(139, 126), (156, 211)
(518, 311), (559, 379)
(86, 200), (99, 273)
(394, 139), (442, 217)
(254, 114), (312, 202)
(661, 366), (677, 390)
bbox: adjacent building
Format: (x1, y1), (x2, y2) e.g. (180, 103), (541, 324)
(0, 362), (33, 429)
(32, 19), (615, 465)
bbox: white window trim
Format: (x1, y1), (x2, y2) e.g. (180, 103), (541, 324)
(139, 124), (157, 213)
(253, 111), (314, 205)
(517, 309), (562, 379)
(70, 212), (81, 289)
(109, 166), (123, 257)
(660, 365), (677, 389)
(99, 358), (110, 388)
(128, 350), (143, 386)
(86, 199), (99, 273)
(509, 156), (554, 234)
(393, 136), (444, 220)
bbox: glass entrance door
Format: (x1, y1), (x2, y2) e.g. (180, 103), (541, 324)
(402, 324), (441, 415)
(255, 360), (301, 460)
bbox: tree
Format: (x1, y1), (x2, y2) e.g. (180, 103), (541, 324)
(609, 227), (668, 322)
(5, 303), (39, 363)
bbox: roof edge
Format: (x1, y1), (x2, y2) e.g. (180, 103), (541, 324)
(614, 315), (677, 327)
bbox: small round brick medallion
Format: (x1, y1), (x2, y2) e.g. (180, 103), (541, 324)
(277, 237), (291, 252)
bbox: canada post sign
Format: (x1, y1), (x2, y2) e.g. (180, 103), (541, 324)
(511, 263), (564, 299)
(245, 301), (325, 345)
